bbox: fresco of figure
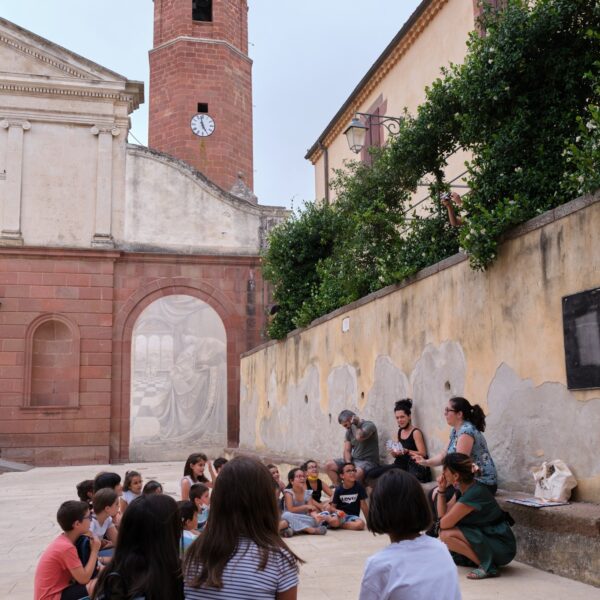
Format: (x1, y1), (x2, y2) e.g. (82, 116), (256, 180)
(130, 295), (227, 460)
(155, 334), (226, 440)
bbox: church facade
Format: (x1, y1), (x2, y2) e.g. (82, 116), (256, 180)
(0, 1), (286, 465)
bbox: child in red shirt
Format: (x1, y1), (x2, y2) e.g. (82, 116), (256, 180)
(34, 500), (100, 600)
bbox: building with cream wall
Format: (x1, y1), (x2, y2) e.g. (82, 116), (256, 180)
(306, 0), (481, 203)
(240, 191), (600, 503)
(0, 13), (287, 465)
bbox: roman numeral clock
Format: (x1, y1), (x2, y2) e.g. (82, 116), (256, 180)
(191, 113), (215, 137)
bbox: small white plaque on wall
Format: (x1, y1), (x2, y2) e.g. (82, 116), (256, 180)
(342, 317), (350, 333)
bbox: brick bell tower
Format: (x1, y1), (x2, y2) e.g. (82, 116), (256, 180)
(149, 0), (254, 195)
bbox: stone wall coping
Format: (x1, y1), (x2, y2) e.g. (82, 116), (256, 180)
(496, 489), (600, 537)
(242, 189), (600, 359)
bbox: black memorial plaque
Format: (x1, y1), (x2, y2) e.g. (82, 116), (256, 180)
(562, 287), (600, 390)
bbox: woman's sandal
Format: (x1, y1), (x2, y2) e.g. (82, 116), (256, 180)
(467, 567), (499, 580)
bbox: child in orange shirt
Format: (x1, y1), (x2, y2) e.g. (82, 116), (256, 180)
(34, 500), (100, 600)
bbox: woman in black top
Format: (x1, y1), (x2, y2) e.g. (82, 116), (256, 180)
(390, 399), (431, 483)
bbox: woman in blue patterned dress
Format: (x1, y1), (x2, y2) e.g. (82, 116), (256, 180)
(412, 396), (497, 493)
(412, 397), (498, 531)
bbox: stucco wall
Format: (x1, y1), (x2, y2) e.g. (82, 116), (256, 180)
(240, 192), (600, 502)
(123, 147), (286, 255)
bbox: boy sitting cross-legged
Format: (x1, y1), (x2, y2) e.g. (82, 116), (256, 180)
(34, 500), (100, 600)
(329, 462), (369, 530)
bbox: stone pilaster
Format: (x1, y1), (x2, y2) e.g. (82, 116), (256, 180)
(0, 119), (30, 246)
(90, 124), (120, 248)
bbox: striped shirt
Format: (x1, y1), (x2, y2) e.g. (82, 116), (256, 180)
(184, 538), (298, 599)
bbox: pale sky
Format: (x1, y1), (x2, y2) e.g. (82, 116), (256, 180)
(0, 0), (422, 207)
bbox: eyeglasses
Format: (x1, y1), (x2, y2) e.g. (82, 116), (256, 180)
(81, 515), (92, 521)
(444, 408), (457, 414)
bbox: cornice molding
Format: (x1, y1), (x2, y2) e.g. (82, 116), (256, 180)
(0, 31), (90, 80)
(150, 35), (252, 64)
(307, 0), (449, 163)
(0, 81), (140, 112)
(0, 109), (128, 129)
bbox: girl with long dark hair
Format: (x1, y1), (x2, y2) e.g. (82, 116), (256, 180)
(183, 456), (303, 599)
(281, 468), (330, 536)
(181, 453), (211, 500)
(92, 494), (183, 600)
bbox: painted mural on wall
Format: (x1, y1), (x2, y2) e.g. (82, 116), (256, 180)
(240, 341), (467, 465)
(130, 295), (227, 460)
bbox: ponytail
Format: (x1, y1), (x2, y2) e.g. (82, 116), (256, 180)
(470, 404), (486, 432)
(449, 397), (486, 432)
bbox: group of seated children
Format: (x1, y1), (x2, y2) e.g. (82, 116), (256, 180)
(34, 442), (516, 600)
(269, 458), (369, 537)
(34, 453), (226, 600)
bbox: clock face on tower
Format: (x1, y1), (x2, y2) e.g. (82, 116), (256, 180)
(191, 113), (215, 137)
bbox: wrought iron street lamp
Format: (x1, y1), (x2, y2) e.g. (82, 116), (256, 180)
(344, 112), (403, 154)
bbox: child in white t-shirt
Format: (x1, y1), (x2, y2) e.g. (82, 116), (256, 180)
(359, 469), (461, 600)
(91, 488), (119, 562)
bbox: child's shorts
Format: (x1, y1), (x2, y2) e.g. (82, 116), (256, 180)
(339, 514), (361, 525)
(319, 510), (361, 525)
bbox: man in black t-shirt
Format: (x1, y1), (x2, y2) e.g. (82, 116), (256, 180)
(330, 462), (369, 531)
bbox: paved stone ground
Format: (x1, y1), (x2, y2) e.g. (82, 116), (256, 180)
(1, 461), (599, 600)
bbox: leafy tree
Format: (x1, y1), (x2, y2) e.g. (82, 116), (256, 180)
(455, 0), (600, 268)
(262, 201), (339, 339)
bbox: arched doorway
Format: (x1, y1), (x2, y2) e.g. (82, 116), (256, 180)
(129, 294), (227, 460)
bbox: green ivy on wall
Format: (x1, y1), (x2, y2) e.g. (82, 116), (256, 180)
(263, 0), (600, 339)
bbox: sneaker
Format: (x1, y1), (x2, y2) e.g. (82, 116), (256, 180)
(315, 525), (327, 535)
(281, 527), (293, 538)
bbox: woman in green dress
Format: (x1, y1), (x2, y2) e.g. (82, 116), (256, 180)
(437, 453), (516, 580)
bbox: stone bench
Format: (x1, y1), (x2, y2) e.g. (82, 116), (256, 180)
(496, 490), (600, 587)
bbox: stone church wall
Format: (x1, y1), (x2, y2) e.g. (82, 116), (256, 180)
(0, 248), (267, 464)
(240, 192), (600, 502)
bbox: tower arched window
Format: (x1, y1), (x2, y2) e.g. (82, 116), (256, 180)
(24, 315), (80, 408)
